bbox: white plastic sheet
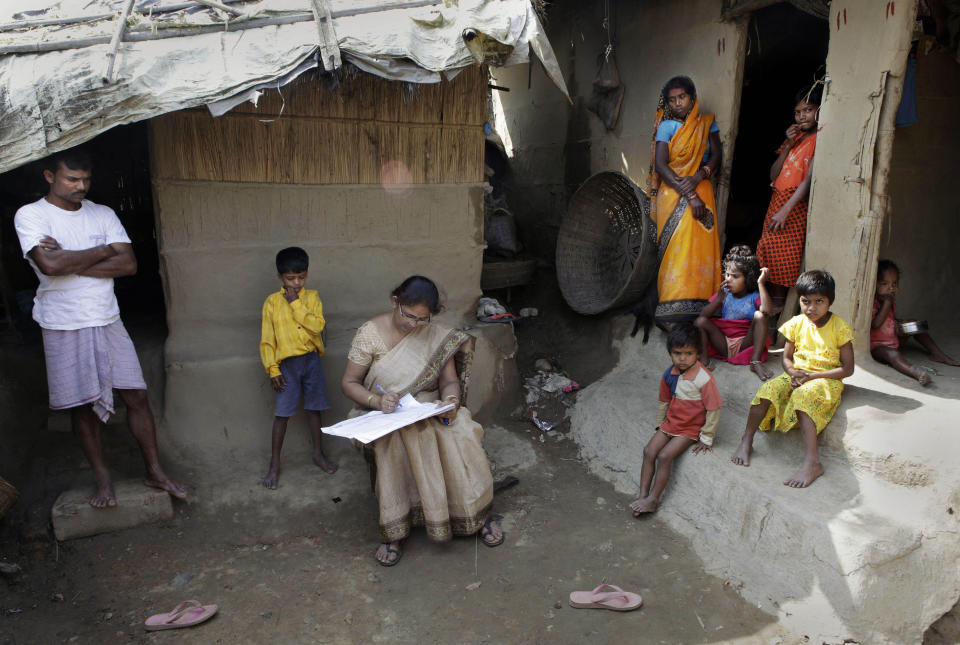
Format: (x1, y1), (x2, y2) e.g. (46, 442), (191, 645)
(0, 0), (567, 174)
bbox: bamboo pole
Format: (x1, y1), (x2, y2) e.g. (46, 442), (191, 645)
(192, 0), (244, 18)
(103, 0), (136, 83)
(0, 0), (439, 55)
(0, 0), (250, 33)
(310, 0), (341, 71)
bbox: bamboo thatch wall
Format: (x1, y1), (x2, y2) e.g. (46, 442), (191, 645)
(150, 65), (487, 185)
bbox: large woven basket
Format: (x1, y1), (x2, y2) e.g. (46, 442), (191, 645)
(556, 171), (657, 314)
(0, 476), (18, 519)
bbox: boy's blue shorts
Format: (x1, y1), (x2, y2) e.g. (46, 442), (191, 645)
(275, 351), (331, 417)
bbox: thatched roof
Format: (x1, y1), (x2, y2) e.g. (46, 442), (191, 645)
(0, 0), (566, 174)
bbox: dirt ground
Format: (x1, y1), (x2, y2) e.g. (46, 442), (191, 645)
(0, 272), (956, 644)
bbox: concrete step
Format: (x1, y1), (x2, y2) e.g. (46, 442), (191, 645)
(568, 317), (960, 644)
(51, 479), (173, 541)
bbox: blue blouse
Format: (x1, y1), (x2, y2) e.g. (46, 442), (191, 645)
(655, 119), (720, 164)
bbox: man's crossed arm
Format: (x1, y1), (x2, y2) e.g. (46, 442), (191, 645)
(28, 236), (137, 278)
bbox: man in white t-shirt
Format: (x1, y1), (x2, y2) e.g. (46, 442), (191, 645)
(14, 150), (186, 508)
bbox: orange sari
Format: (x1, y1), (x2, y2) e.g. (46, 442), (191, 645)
(649, 100), (722, 323)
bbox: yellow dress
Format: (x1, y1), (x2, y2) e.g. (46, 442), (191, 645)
(752, 313), (853, 433)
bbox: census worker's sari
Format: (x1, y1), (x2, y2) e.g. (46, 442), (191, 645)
(649, 99), (722, 323)
(347, 322), (492, 544)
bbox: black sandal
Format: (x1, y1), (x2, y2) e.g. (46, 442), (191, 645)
(376, 543), (403, 567)
(480, 513), (505, 547)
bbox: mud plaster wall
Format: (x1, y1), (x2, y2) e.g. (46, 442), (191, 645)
(489, 0), (747, 260)
(804, 1), (916, 336)
(148, 70), (517, 471)
(882, 50), (960, 329)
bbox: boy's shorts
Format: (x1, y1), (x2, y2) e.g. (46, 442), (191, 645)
(275, 351), (331, 417)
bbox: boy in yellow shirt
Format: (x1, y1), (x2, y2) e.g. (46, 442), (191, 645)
(260, 247), (337, 488)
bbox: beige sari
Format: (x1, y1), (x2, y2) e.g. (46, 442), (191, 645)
(347, 321), (493, 543)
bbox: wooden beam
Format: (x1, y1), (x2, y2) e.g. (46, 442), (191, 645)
(310, 0), (341, 71)
(0, 1), (440, 56)
(103, 0), (137, 83)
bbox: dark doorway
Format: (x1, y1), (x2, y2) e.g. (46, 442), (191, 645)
(0, 122), (164, 333)
(725, 3), (828, 253)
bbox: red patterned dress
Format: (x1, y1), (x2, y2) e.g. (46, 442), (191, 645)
(756, 131), (817, 289)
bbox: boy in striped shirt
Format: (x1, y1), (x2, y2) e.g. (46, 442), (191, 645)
(260, 247), (337, 489)
(630, 324), (722, 515)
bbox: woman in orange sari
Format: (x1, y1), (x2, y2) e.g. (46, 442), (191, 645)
(649, 76), (723, 323)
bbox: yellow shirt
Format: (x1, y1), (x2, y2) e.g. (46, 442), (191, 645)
(780, 312), (853, 373)
(260, 288), (326, 378)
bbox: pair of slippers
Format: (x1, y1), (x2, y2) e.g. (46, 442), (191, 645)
(569, 584), (643, 611)
(145, 600), (218, 631)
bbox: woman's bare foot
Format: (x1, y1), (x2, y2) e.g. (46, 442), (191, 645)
(783, 461), (824, 488)
(90, 474), (117, 508)
(144, 470), (188, 500)
(629, 496), (658, 516)
(313, 451), (339, 474)
(702, 357), (714, 371)
(375, 541), (402, 566)
(750, 361), (773, 381)
(909, 366), (932, 386)
(730, 436), (752, 466)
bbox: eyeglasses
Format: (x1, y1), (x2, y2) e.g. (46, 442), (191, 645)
(398, 304), (431, 325)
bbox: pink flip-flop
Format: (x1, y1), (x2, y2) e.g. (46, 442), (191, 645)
(569, 584), (643, 611)
(144, 600), (218, 631)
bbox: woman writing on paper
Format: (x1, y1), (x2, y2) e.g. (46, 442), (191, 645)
(341, 276), (504, 567)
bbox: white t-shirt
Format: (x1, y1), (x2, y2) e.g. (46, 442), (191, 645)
(14, 198), (131, 330)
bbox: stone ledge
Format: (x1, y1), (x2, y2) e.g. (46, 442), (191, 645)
(568, 317), (960, 644)
(52, 480), (173, 541)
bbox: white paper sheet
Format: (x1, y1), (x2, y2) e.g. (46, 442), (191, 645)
(322, 393), (455, 444)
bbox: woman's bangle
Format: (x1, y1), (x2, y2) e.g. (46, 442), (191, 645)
(443, 394), (460, 406)
(366, 393), (376, 407)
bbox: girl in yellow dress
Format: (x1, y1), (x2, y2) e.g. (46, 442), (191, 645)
(730, 270), (854, 488)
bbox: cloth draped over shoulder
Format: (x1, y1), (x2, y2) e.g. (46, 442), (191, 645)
(347, 321), (491, 543)
(648, 99), (722, 323)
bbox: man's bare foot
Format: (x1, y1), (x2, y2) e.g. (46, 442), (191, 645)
(930, 353), (959, 367)
(262, 467), (279, 490)
(783, 461), (824, 488)
(730, 437), (752, 466)
(750, 360), (773, 381)
(629, 496), (658, 516)
(910, 366), (932, 386)
(90, 476), (117, 508)
(375, 541), (402, 566)
(313, 452), (338, 474)
(144, 471), (188, 500)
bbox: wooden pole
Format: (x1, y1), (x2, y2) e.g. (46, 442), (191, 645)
(310, 0), (341, 71)
(0, 0), (251, 32)
(0, 1), (439, 56)
(192, 0), (244, 18)
(103, 0), (137, 83)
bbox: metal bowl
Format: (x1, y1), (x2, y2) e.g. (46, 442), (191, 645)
(897, 319), (929, 336)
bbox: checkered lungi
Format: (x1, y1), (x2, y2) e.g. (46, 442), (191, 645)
(756, 186), (808, 289)
(41, 320), (147, 423)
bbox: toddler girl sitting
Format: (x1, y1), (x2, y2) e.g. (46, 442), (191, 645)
(871, 259), (957, 385)
(695, 245), (774, 380)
